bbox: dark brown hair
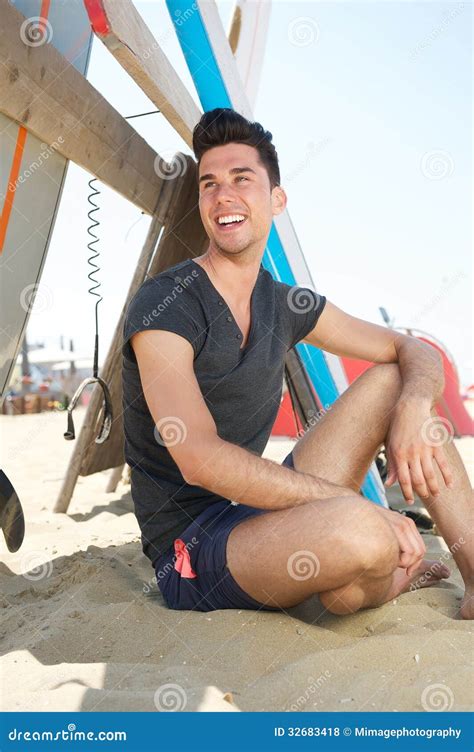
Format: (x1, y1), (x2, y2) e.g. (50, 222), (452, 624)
(192, 108), (280, 189)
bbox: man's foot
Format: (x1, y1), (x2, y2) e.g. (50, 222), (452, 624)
(384, 559), (451, 603)
(460, 585), (473, 620)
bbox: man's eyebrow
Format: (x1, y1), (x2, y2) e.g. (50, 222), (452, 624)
(198, 167), (257, 184)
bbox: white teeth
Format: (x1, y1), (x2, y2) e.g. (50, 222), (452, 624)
(217, 214), (245, 225)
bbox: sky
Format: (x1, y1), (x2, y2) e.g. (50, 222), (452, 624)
(26, 0), (472, 386)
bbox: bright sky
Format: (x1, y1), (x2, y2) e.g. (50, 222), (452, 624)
(27, 0), (472, 386)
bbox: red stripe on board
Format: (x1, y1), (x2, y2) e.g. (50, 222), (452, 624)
(84, 0), (111, 36)
(0, 127), (28, 254)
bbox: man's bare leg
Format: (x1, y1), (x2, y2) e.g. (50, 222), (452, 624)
(414, 417), (474, 619)
(227, 364), (452, 613)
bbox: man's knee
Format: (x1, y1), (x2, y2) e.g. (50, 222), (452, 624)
(357, 507), (399, 576)
(296, 497), (399, 576)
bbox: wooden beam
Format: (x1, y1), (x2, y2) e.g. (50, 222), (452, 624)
(84, 0), (202, 147)
(0, 0), (163, 214)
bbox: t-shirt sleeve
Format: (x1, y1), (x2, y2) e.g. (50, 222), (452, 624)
(122, 275), (206, 362)
(278, 282), (327, 350)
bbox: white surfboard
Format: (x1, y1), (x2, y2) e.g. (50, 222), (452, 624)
(0, 0), (93, 397)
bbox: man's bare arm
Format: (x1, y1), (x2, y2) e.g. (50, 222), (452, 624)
(302, 300), (451, 501)
(131, 329), (356, 511)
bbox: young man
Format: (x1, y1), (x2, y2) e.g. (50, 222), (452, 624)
(122, 109), (473, 619)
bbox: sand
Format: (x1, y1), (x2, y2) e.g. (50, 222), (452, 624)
(1, 406), (473, 712)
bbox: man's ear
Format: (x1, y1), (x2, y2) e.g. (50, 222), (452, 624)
(271, 185), (287, 216)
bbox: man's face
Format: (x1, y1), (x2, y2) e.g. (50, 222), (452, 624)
(198, 142), (286, 258)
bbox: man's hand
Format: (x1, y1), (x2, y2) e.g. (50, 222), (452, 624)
(385, 399), (454, 504)
(374, 506), (426, 576)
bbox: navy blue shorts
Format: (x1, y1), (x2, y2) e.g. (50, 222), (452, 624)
(154, 450), (296, 612)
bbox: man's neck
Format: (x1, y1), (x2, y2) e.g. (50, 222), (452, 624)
(193, 249), (262, 308)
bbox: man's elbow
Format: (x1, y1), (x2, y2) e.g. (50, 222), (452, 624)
(177, 438), (221, 488)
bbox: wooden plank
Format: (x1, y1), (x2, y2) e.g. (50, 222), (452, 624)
(84, 0), (202, 147)
(0, 0), (163, 214)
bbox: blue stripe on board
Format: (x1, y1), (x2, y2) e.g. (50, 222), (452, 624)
(166, 0), (384, 505)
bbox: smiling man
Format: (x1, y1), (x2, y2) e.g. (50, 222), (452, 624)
(122, 108), (473, 619)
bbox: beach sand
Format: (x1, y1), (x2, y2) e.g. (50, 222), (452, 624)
(1, 406), (472, 712)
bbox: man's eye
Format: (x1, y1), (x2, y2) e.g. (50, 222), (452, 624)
(204, 182), (215, 188)
(236, 176), (248, 182)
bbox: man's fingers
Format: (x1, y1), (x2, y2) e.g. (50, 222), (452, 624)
(408, 457), (429, 500)
(397, 461), (415, 504)
(420, 453), (440, 497)
(392, 514), (426, 570)
(434, 448), (454, 489)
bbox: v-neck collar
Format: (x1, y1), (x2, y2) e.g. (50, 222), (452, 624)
(190, 258), (261, 353)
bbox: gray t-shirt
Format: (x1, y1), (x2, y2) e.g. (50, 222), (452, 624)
(122, 257), (326, 566)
